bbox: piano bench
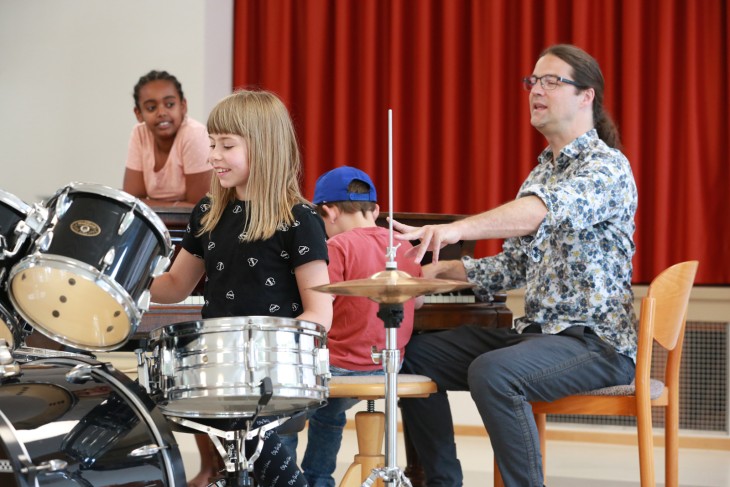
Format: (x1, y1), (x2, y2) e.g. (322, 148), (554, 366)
(327, 374), (437, 487)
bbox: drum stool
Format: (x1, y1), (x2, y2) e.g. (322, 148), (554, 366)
(328, 374), (437, 487)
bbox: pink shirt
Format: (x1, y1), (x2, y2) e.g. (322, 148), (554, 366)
(125, 117), (210, 201)
(326, 226), (423, 370)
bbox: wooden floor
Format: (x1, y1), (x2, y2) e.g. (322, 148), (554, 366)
(93, 351), (729, 487)
(174, 426), (730, 487)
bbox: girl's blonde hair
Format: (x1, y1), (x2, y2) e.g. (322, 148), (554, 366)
(200, 89), (307, 241)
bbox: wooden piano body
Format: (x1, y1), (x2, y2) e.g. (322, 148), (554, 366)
(133, 207), (513, 342)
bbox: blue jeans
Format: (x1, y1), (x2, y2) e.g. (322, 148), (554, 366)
(399, 325), (635, 487)
(280, 366), (384, 487)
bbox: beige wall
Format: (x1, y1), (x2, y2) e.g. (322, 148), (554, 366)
(0, 0), (232, 204)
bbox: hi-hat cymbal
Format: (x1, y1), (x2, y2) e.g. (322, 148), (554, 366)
(310, 269), (474, 304)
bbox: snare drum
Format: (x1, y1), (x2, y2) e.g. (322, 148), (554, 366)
(144, 316), (329, 418)
(0, 356), (186, 486)
(9, 182), (172, 351)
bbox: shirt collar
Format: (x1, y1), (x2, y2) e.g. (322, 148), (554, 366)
(537, 128), (599, 170)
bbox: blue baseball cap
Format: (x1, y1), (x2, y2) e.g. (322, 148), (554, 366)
(313, 166), (377, 205)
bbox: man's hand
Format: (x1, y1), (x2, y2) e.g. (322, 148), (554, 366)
(390, 218), (462, 263)
(422, 261), (467, 281)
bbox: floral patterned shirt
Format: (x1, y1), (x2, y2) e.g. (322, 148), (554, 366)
(462, 129), (638, 361)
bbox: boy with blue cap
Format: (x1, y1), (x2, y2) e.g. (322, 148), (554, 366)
(284, 166), (423, 487)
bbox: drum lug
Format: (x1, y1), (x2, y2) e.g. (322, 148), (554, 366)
(161, 348), (175, 377)
(128, 443), (168, 457)
(20, 457), (68, 475)
(102, 247), (116, 269)
(118, 210), (135, 236)
(151, 254), (172, 277)
(54, 188), (71, 219)
(135, 348), (152, 393)
(37, 229), (54, 252)
(66, 363), (98, 383)
(137, 290), (151, 312)
(315, 347), (331, 379)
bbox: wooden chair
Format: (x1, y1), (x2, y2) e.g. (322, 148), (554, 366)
(328, 374), (437, 487)
(494, 260), (699, 487)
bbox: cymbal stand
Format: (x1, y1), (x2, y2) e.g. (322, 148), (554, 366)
(362, 299), (412, 487)
(358, 109), (412, 486)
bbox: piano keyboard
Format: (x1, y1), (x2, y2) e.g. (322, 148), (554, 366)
(423, 293), (475, 304)
(156, 293), (475, 307)
(152, 296), (205, 306)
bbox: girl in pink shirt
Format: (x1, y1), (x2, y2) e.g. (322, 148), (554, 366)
(123, 70), (211, 207)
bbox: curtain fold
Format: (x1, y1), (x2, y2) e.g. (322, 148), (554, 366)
(233, 0), (730, 284)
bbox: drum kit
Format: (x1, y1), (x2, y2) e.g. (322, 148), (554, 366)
(0, 182), (185, 487)
(0, 116), (469, 487)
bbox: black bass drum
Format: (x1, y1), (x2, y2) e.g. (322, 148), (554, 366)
(0, 356), (186, 486)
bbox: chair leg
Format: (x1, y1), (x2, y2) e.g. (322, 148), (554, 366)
(665, 398), (679, 487)
(493, 458), (504, 487)
(636, 401), (656, 486)
(535, 412), (547, 476)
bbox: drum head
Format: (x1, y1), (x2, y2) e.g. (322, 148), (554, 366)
(0, 301), (18, 349)
(10, 262), (132, 350)
(0, 382), (74, 429)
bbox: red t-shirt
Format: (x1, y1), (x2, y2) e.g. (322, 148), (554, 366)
(326, 226), (422, 370)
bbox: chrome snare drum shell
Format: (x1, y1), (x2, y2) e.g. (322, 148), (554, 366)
(147, 316), (330, 418)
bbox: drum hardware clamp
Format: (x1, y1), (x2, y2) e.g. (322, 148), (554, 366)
(3, 204), (48, 260)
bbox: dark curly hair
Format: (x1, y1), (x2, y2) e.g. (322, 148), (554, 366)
(133, 70), (184, 109)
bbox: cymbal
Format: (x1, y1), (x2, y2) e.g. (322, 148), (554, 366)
(310, 269), (474, 304)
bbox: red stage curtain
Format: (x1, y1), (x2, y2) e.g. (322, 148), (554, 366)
(233, 0), (730, 284)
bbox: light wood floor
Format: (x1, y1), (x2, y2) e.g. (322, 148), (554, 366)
(173, 426), (730, 487)
(96, 351), (729, 486)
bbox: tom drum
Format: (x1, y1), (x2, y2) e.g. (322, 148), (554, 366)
(9, 182), (172, 351)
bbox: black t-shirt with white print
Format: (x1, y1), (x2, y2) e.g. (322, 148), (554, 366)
(181, 197), (328, 320)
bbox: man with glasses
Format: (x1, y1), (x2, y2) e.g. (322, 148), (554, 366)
(392, 44), (638, 487)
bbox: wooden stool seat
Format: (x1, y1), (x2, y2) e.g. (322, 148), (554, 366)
(327, 374), (437, 487)
(328, 373), (437, 400)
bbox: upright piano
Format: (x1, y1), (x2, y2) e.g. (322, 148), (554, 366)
(136, 206), (513, 487)
(134, 207), (512, 340)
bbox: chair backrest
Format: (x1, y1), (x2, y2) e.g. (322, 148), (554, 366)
(645, 261), (699, 351)
(635, 261), (699, 388)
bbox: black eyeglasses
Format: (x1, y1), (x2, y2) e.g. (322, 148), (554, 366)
(522, 74), (585, 91)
